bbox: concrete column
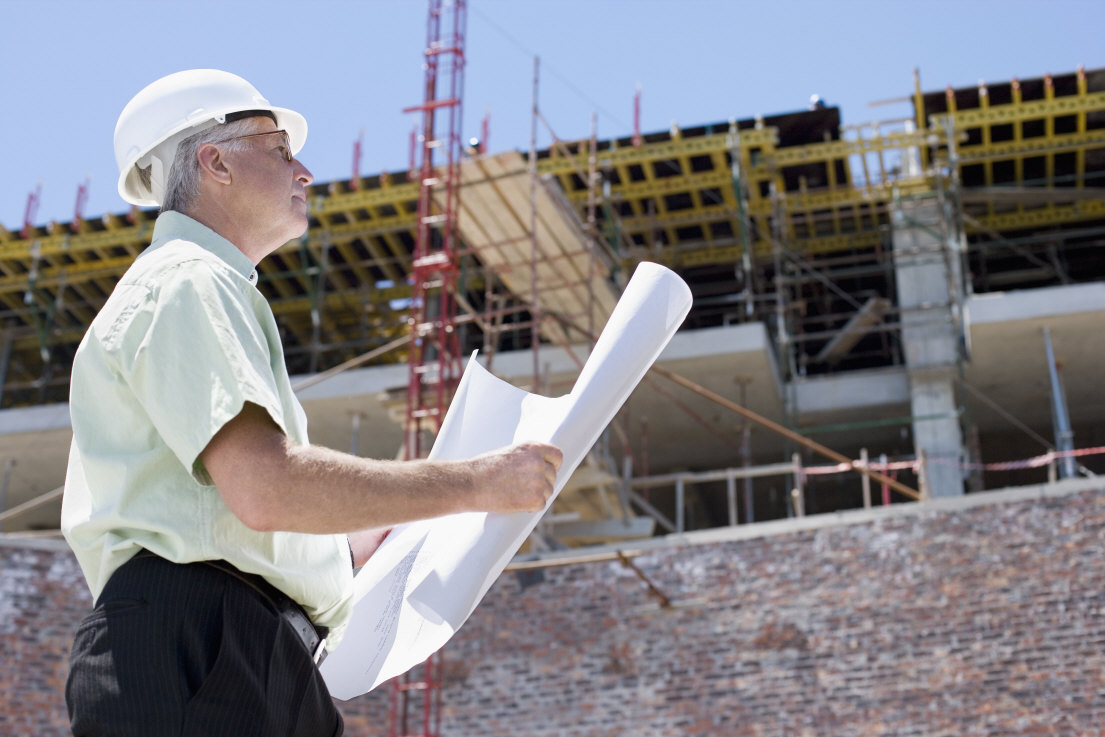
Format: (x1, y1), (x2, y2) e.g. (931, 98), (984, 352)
(892, 198), (966, 497)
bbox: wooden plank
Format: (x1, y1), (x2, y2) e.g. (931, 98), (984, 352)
(479, 154), (616, 318)
(453, 151), (620, 344)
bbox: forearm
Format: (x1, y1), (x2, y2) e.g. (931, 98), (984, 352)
(226, 440), (479, 533)
(348, 527), (392, 568)
(201, 402), (561, 536)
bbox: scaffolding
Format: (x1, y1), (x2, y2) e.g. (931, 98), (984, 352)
(390, 1), (467, 734)
(2, 64), (1105, 530)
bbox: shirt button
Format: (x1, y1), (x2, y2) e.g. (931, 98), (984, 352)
(249, 270), (258, 283)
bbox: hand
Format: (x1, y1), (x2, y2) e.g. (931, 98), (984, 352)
(468, 442), (563, 514)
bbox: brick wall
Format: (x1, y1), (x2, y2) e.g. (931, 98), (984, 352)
(0, 542), (89, 736)
(4, 481), (1104, 736)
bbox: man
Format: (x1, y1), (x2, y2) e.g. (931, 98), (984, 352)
(62, 69), (562, 737)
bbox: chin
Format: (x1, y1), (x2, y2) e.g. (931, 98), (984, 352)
(288, 211), (310, 239)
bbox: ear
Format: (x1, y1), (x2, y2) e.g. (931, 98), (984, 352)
(196, 143), (233, 186)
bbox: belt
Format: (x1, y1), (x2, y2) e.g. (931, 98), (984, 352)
(201, 559), (329, 666)
(133, 551), (328, 666)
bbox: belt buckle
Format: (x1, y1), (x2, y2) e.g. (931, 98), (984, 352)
(313, 637), (328, 666)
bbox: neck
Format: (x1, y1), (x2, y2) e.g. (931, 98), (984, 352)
(181, 200), (274, 266)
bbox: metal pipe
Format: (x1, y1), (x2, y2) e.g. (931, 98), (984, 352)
(860, 448), (872, 509)
(0, 324), (13, 407)
(726, 473), (738, 527)
(624, 487), (676, 534)
(880, 454), (890, 506)
(649, 364), (921, 501)
(291, 334), (411, 394)
(350, 412), (363, 456)
(675, 477), (685, 533)
(529, 55), (540, 388)
(587, 113), (598, 350)
(617, 551), (671, 608)
(0, 458), (13, 527)
(631, 461), (797, 489)
(792, 452), (805, 517)
(507, 548), (644, 571)
(1043, 326), (1077, 478)
(739, 378), (754, 523)
(0, 485), (63, 524)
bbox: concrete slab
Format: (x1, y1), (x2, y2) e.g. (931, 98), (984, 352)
(963, 283), (1105, 431)
(3, 281), (1103, 532)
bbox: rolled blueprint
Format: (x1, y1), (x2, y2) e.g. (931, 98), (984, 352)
(321, 262), (692, 699)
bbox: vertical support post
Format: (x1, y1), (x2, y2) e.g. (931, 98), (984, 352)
(770, 183), (796, 379)
(674, 476), (685, 533)
(880, 453), (890, 506)
(631, 84), (642, 147)
(0, 458), (14, 531)
(860, 447), (872, 509)
(917, 449), (930, 501)
(966, 425), (986, 493)
(587, 112), (598, 348)
(528, 55), (541, 387)
(892, 195), (966, 497)
(1042, 326), (1076, 479)
(401, 0), (467, 461)
(912, 68), (928, 170)
(307, 237), (327, 375)
(728, 121), (754, 320)
(791, 452), (805, 517)
(616, 455), (634, 522)
(1076, 66), (1087, 186)
(742, 474), (755, 525)
(71, 177), (90, 234)
(726, 472), (737, 527)
(393, 3), (465, 735)
(0, 323), (14, 408)
(351, 132), (363, 190)
(21, 183), (41, 240)
(738, 377), (754, 523)
(350, 412), (362, 456)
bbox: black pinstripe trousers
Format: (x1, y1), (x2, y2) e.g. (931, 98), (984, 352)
(66, 553), (343, 737)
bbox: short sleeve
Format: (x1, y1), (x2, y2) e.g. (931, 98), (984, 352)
(110, 259), (287, 483)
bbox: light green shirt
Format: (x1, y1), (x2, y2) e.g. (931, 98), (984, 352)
(62, 211), (354, 650)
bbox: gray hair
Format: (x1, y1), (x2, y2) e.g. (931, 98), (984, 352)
(154, 118), (257, 214)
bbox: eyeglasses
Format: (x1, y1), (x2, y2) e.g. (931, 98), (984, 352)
(212, 129), (293, 162)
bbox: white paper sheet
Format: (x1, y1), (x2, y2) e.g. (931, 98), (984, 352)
(321, 262), (692, 700)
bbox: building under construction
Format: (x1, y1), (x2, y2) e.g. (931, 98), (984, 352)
(2, 63), (1103, 534)
(2, 37), (1105, 736)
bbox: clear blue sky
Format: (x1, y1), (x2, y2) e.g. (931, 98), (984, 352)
(3, 0), (1103, 229)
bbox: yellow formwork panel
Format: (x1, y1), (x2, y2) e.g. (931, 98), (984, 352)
(3, 68), (1105, 405)
(929, 90), (1105, 129)
(972, 198), (1105, 231)
(956, 130), (1105, 163)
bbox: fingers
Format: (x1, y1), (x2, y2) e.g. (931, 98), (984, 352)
(516, 442), (562, 502)
(469, 442), (564, 515)
(538, 442), (564, 471)
(517, 441), (563, 472)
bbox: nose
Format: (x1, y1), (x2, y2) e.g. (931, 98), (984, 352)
(294, 159), (314, 186)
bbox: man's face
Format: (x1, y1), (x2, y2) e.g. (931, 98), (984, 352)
(220, 116), (314, 251)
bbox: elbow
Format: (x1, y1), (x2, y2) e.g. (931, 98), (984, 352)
(233, 500), (282, 533)
(222, 486), (284, 532)
(200, 404), (297, 532)
(212, 447), (294, 532)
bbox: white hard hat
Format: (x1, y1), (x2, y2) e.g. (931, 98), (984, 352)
(114, 69), (308, 206)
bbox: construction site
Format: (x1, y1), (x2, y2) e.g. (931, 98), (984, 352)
(2, 2), (1105, 735)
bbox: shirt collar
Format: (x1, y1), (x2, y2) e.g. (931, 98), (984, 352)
(147, 211), (260, 284)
